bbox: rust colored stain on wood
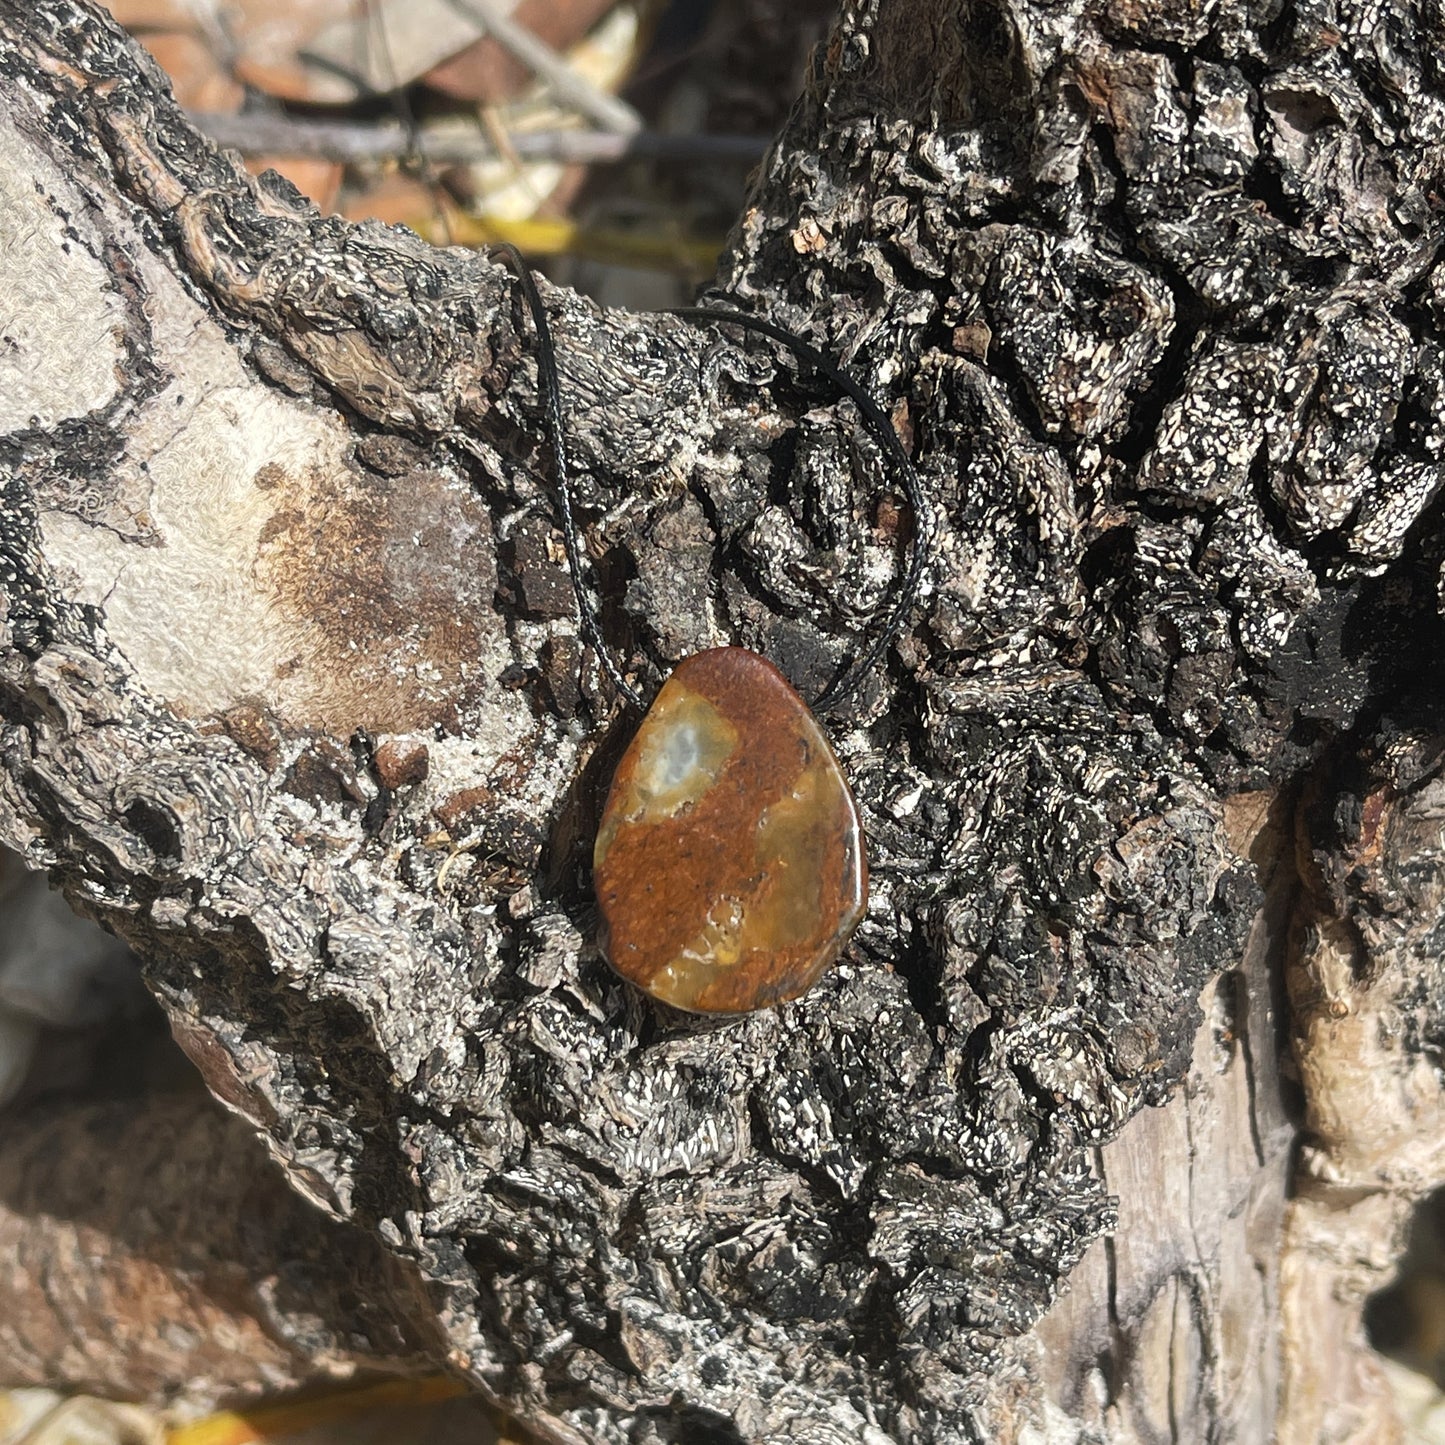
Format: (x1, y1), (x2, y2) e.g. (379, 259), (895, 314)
(593, 648), (866, 1014)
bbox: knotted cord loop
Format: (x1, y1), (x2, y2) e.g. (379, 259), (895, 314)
(495, 244), (929, 715)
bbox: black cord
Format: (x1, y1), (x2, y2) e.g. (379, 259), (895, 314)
(495, 243), (646, 709)
(495, 244), (930, 715)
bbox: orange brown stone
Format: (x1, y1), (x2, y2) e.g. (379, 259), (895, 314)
(593, 648), (866, 1013)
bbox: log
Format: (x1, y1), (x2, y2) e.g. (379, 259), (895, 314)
(2, 1), (1445, 1440)
(0, 1085), (443, 1405)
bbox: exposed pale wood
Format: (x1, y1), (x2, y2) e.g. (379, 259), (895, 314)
(1018, 791), (1296, 1443)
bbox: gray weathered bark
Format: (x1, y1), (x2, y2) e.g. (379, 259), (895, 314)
(2, 0), (1445, 1440)
(0, 1083), (445, 1404)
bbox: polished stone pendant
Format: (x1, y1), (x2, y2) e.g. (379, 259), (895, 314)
(593, 647), (866, 1014)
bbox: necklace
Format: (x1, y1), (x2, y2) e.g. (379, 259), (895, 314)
(497, 246), (927, 1014)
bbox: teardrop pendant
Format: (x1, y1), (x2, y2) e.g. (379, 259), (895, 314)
(593, 648), (867, 1013)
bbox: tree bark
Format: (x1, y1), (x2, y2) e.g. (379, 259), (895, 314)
(0, 1083), (444, 1405)
(2, 1), (1445, 1441)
